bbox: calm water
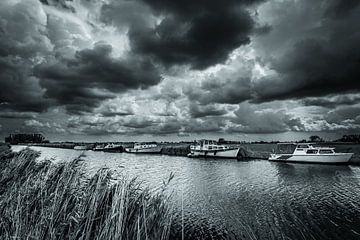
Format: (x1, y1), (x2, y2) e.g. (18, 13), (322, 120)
(12, 146), (360, 240)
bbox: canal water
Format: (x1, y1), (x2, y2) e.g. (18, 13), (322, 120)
(12, 146), (360, 240)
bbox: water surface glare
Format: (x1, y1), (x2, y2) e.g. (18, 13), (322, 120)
(12, 146), (360, 240)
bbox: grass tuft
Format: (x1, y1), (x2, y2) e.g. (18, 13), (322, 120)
(0, 147), (171, 240)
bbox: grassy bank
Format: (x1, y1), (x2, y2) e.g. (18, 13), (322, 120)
(0, 145), (172, 240)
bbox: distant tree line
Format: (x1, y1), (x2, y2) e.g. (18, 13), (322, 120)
(5, 134), (48, 145)
(298, 135), (360, 144)
(334, 135), (360, 143)
(298, 135), (325, 143)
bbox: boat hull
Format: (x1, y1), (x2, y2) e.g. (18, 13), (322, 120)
(188, 148), (239, 159)
(269, 153), (353, 164)
(93, 145), (123, 152)
(102, 147), (123, 152)
(125, 147), (162, 154)
(74, 146), (89, 150)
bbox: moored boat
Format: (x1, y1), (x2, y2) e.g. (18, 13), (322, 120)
(74, 145), (90, 150)
(269, 143), (353, 164)
(125, 143), (162, 153)
(93, 144), (105, 151)
(187, 139), (240, 159)
(93, 143), (123, 152)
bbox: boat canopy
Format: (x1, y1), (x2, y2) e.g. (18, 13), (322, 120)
(196, 139), (217, 145)
(275, 143), (297, 154)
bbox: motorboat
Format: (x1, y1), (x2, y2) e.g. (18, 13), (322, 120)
(93, 144), (105, 151)
(74, 145), (89, 150)
(125, 143), (162, 153)
(93, 143), (123, 152)
(187, 139), (240, 159)
(269, 143), (353, 164)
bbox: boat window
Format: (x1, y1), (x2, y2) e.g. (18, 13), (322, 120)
(297, 144), (309, 149)
(319, 149), (333, 154)
(306, 149), (318, 154)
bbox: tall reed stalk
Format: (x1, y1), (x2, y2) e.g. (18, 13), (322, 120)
(0, 147), (172, 240)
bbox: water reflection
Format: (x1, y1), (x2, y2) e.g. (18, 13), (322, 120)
(273, 162), (353, 182)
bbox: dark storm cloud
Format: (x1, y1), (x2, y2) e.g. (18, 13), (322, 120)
(184, 57), (254, 105)
(229, 103), (305, 133)
(196, 77), (252, 105)
(0, 112), (37, 119)
(0, 57), (51, 113)
(103, 0), (265, 69)
(253, 0), (360, 102)
(189, 103), (228, 118)
(133, 120), (183, 135)
(35, 43), (162, 114)
(324, 0), (360, 18)
(39, 0), (75, 12)
(0, 0), (52, 113)
(0, 1), (52, 58)
(325, 106), (360, 125)
(2, 0), (359, 137)
(184, 118), (226, 133)
(100, 111), (134, 118)
(302, 94), (360, 108)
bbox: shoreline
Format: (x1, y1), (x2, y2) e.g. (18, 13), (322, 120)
(7, 141), (360, 164)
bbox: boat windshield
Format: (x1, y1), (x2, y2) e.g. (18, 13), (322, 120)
(319, 149), (334, 154)
(275, 144), (297, 154)
(198, 140), (217, 146)
(297, 144), (310, 149)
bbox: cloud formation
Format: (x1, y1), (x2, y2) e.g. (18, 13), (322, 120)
(35, 43), (162, 113)
(103, 0), (265, 69)
(0, 0), (359, 139)
(252, 0), (360, 101)
(0, 0), (52, 112)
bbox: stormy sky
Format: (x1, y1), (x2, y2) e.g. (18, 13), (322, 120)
(0, 0), (359, 142)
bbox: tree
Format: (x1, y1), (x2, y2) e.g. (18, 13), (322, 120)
(309, 135), (323, 142)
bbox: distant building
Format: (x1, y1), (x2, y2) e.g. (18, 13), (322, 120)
(5, 133), (46, 145)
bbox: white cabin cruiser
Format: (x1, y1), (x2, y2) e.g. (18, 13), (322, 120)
(187, 139), (240, 159)
(93, 143), (122, 152)
(74, 145), (89, 150)
(125, 143), (162, 153)
(269, 143), (353, 164)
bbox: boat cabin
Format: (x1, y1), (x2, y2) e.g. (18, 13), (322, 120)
(191, 139), (232, 151)
(274, 143), (335, 155)
(134, 142), (157, 149)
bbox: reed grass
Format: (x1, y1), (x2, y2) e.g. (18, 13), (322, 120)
(0, 148), (172, 240)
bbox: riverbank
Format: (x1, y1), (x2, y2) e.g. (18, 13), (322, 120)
(0, 144), (172, 240)
(4, 143), (360, 239)
(10, 141), (360, 164)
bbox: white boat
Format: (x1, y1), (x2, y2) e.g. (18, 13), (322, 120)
(93, 145), (105, 151)
(187, 139), (240, 159)
(125, 143), (162, 153)
(93, 143), (122, 152)
(74, 145), (91, 150)
(269, 143), (353, 164)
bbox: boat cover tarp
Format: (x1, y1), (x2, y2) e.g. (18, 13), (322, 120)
(276, 144), (297, 154)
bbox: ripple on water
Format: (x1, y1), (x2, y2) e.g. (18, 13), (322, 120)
(11, 146), (360, 240)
